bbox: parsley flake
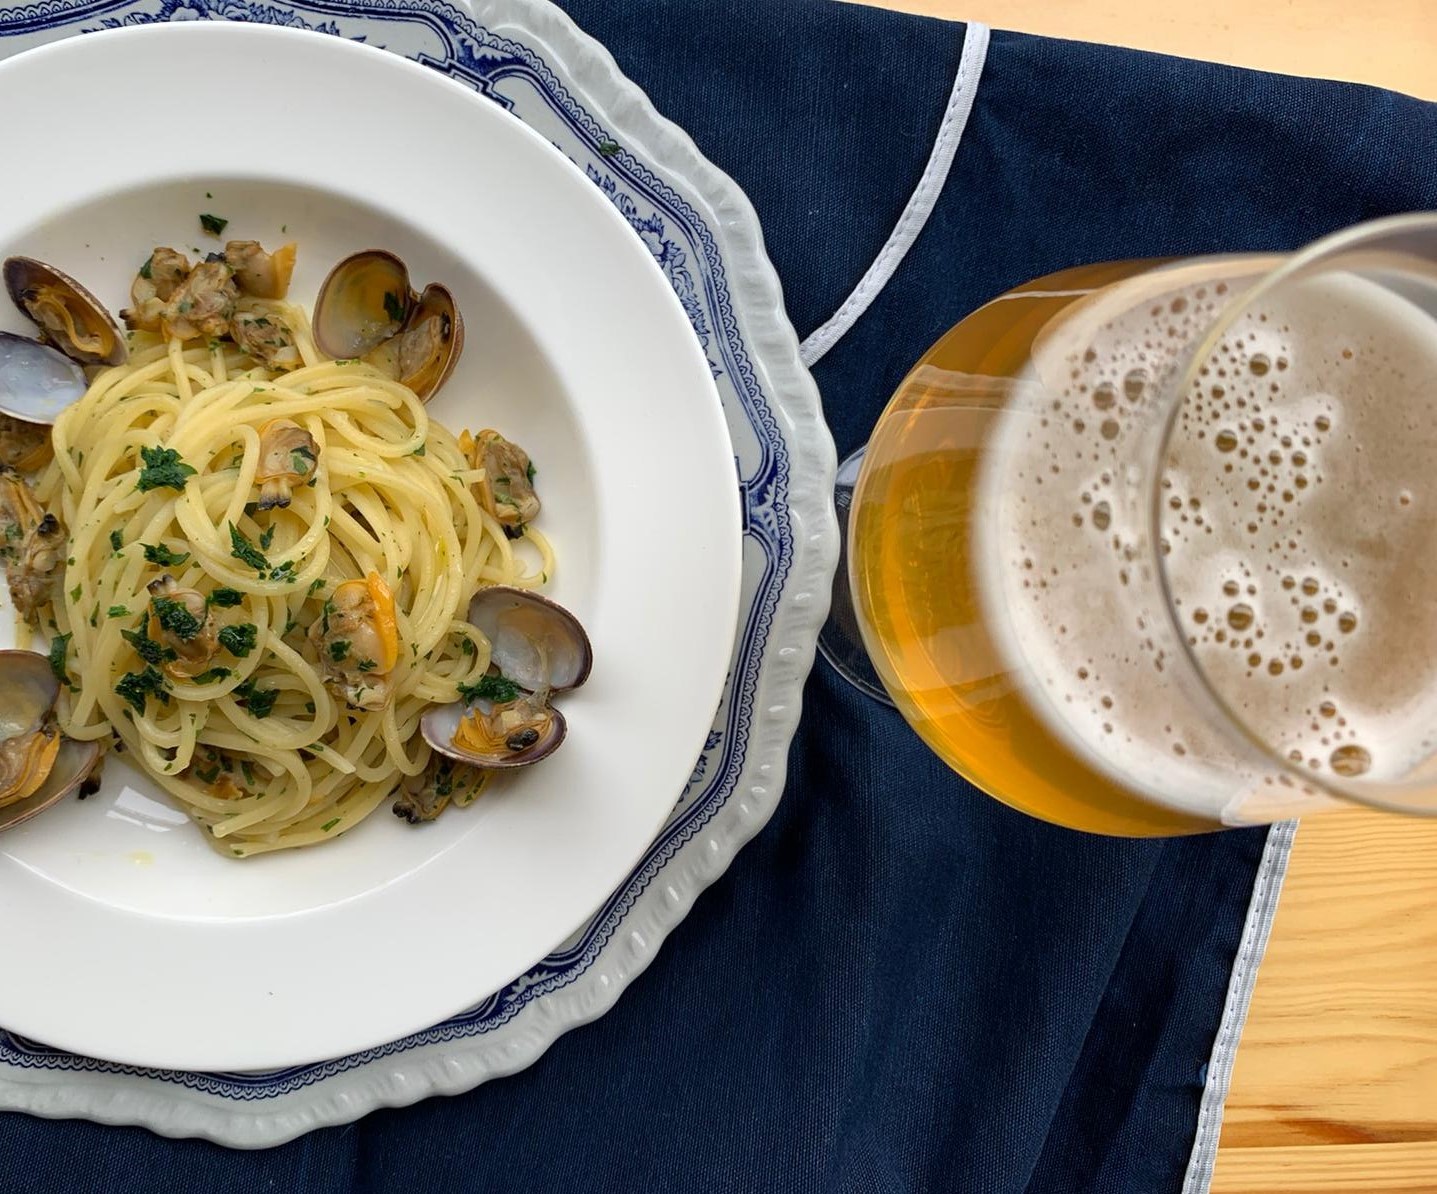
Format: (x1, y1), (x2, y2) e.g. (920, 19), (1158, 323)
(114, 666), (169, 716)
(219, 623), (258, 658)
(47, 633), (71, 685)
(122, 621), (178, 666)
(136, 445), (196, 493)
(234, 678), (278, 719)
(228, 524), (269, 570)
(142, 543), (191, 567)
(457, 673), (521, 705)
(199, 212), (229, 236)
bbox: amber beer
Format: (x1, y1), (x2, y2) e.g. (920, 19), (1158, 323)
(850, 254), (1437, 834)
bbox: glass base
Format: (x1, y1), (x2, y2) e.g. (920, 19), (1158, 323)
(817, 446), (895, 707)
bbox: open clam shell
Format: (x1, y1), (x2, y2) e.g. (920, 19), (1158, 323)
(312, 252), (463, 400)
(390, 282), (462, 401)
(0, 736), (101, 832)
(3, 256), (127, 367)
(0, 331), (88, 426)
(312, 249), (411, 360)
(0, 650), (100, 827)
(467, 587), (592, 694)
(417, 589), (589, 771)
(420, 698), (567, 770)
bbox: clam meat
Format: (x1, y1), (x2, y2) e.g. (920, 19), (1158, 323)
(253, 418), (319, 509)
(0, 465), (64, 622)
(393, 756), (490, 823)
(461, 429), (540, 537)
(308, 572), (400, 711)
(0, 412), (52, 472)
(146, 574), (220, 680)
(121, 247), (192, 332)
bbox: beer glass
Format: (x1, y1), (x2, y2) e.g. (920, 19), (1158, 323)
(820, 214), (1437, 835)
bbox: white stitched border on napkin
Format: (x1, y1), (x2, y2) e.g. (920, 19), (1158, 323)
(1181, 819), (1300, 1194)
(798, 21), (990, 369)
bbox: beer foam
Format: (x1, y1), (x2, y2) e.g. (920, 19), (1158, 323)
(978, 263), (1437, 820)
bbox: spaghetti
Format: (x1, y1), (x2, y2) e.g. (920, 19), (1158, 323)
(27, 306), (553, 856)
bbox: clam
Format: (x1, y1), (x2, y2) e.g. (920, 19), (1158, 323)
(465, 587), (591, 694)
(420, 587), (591, 770)
(308, 572), (400, 711)
(393, 756), (491, 823)
(3, 256), (127, 367)
(0, 331), (87, 427)
(312, 251), (463, 400)
(0, 650), (100, 831)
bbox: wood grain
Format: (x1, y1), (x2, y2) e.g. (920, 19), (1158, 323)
(1212, 1142), (1437, 1193)
(847, 1), (1437, 1189)
(848, 0), (1437, 100)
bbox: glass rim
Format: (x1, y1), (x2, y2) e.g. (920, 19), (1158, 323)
(1149, 211), (1437, 815)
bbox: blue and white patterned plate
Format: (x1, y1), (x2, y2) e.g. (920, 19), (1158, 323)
(0, 0), (836, 1145)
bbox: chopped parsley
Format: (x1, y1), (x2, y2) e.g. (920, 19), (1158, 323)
(228, 523), (269, 570)
(106, 605), (131, 619)
(122, 621), (178, 666)
(69, 583), (82, 603)
(599, 139), (621, 157)
(208, 587), (244, 608)
(47, 632), (71, 685)
(382, 290), (406, 324)
(199, 212), (229, 236)
(190, 667), (232, 685)
(328, 639), (351, 663)
(109, 529), (124, 552)
(114, 666), (169, 716)
(218, 623), (258, 657)
(258, 524), (276, 551)
(138, 254), (153, 281)
(307, 578), (326, 597)
(459, 637), (476, 657)
(142, 542), (191, 567)
(321, 818), (341, 833)
(269, 559), (298, 583)
(234, 678), (278, 719)
(411, 442), (426, 457)
(457, 673), (521, 705)
(290, 448), (314, 475)
(136, 445), (196, 493)
(357, 658), (377, 672)
(526, 459), (537, 484)
(151, 596), (204, 641)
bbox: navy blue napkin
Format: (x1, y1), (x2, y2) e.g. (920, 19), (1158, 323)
(4, 3), (1435, 1191)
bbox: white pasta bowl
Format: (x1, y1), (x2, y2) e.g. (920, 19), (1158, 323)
(0, 22), (741, 1071)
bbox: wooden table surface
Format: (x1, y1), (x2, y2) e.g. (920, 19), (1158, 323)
(852, 2), (1437, 1189)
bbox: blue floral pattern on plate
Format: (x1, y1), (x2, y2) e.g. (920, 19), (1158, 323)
(0, 0), (834, 1145)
